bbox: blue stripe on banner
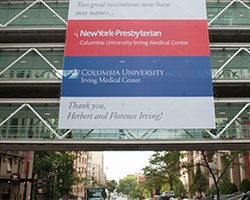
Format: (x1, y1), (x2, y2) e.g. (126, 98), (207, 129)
(61, 56), (213, 97)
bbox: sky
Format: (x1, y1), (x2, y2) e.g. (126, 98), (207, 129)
(103, 151), (153, 182)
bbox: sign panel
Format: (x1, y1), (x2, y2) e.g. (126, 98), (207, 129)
(59, 0), (215, 129)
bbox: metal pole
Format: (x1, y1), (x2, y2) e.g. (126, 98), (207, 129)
(40, 0), (67, 25)
(4, 1), (39, 26)
(23, 161), (30, 200)
(212, 48), (243, 78)
(178, 160), (180, 198)
(208, 0), (236, 26)
(215, 103), (250, 138)
(26, 104), (62, 139)
(0, 48), (33, 77)
(33, 48), (62, 79)
(30, 159), (35, 200)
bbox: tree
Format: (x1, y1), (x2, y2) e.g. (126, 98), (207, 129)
(219, 181), (238, 194)
(130, 182), (146, 199)
(143, 151), (182, 195)
(141, 172), (163, 197)
(240, 179), (250, 193)
(107, 180), (118, 193)
(219, 175), (238, 194)
(32, 152), (57, 199)
(33, 151), (79, 200)
(54, 152), (77, 199)
(188, 151), (243, 200)
(118, 174), (140, 198)
(33, 152), (55, 179)
(190, 165), (209, 197)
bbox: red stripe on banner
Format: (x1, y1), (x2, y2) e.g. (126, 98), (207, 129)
(64, 20), (210, 56)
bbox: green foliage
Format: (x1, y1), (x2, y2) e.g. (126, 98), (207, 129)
(118, 175), (151, 199)
(107, 180), (118, 193)
(219, 176), (238, 194)
(190, 166), (209, 194)
(161, 184), (171, 193)
(54, 152), (76, 197)
(239, 179), (250, 193)
(206, 185), (217, 196)
(118, 174), (137, 195)
(220, 182), (238, 194)
(130, 182), (145, 199)
(142, 188), (152, 198)
(33, 152), (55, 178)
(143, 151), (181, 191)
(33, 151), (78, 199)
(188, 151), (245, 200)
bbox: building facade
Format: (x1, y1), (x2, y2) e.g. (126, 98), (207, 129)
(0, 0), (250, 151)
(0, 0), (250, 198)
(72, 152), (106, 199)
(90, 152), (106, 186)
(182, 150), (250, 197)
(0, 151), (33, 200)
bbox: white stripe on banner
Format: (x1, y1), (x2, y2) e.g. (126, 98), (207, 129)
(68, 0), (207, 20)
(59, 97), (215, 129)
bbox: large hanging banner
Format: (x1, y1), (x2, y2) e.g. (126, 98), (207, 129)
(59, 0), (216, 129)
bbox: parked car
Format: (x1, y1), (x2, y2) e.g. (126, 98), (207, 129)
(153, 195), (161, 200)
(162, 191), (175, 197)
(241, 191), (250, 200)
